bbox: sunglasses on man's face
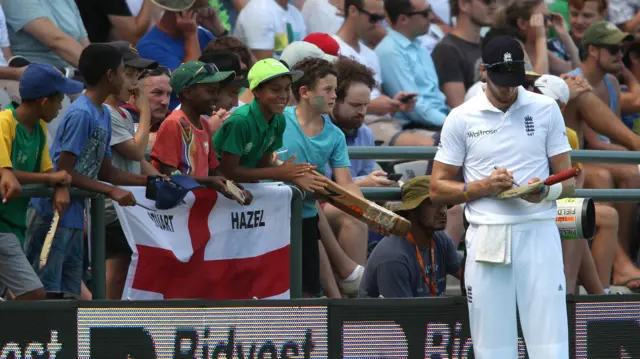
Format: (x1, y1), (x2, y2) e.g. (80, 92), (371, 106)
(596, 44), (624, 55)
(480, 0), (497, 5)
(484, 60), (526, 73)
(355, 6), (385, 23)
(138, 66), (171, 80)
(405, 6), (432, 18)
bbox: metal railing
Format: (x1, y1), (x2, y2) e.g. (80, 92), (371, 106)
(21, 185), (106, 299)
(348, 147), (640, 163)
(19, 148), (640, 300)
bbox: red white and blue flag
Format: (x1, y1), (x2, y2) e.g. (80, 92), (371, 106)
(114, 183), (292, 300)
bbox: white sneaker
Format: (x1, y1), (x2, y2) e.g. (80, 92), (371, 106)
(339, 265), (364, 297)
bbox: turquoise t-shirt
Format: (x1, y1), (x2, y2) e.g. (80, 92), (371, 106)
(278, 106), (351, 218)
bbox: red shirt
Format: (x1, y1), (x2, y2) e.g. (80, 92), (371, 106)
(150, 110), (219, 177)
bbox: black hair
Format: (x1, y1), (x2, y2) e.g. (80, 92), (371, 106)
(291, 58), (338, 102)
(384, 0), (414, 25)
(21, 92), (64, 103)
(78, 44), (123, 87)
(345, 0), (365, 14)
(482, 26), (526, 51)
(623, 42), (640, 69)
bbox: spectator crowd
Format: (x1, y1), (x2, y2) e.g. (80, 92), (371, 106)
(0, 0), (638, 301)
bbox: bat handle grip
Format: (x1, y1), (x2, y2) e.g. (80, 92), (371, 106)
(544, 167), (581, 186)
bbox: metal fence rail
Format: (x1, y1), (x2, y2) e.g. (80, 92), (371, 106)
(348, 147), (640, 163)
(21, 185), (106, 299)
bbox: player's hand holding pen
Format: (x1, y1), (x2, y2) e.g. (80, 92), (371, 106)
(485, 167), (516, 196)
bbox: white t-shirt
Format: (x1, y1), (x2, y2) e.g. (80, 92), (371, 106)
(234, 0), (307, 59)
(0, 5), (9, 66)
(332, 35), (382, 100)
(301, 0), (343, 35)
(434, 86), (572, 225)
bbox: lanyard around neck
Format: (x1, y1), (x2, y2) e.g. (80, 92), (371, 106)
(407, 233), (437, 296)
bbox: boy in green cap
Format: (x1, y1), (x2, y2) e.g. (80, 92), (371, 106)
(150, 61), (250, 201)
(214, 58), (318, 185)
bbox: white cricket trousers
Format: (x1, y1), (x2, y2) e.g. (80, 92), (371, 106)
(464, 220), (569, 359)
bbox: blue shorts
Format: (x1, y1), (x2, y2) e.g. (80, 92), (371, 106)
(25, 212), (83, 297)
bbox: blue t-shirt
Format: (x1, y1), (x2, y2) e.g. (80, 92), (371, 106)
(278, 106), (351, 218)
(358, 232), (462, 298)
(136, 26), (215, 110)
(32, 95), (112, 229)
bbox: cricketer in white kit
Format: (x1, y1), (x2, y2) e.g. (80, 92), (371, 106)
(430, 34), (575, 359)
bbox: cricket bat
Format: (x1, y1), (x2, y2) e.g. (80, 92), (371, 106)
(275, 157), (411, 236)
(496, 167), (581, 199)
(226, 180), (247, 204)
(39, 211), (60, 271)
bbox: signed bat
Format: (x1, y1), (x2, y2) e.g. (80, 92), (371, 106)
(496, 167), (581, 199)
(320, 176), (411, 236)
(275, 157), (411, 236)
(39, 211), (60, 271)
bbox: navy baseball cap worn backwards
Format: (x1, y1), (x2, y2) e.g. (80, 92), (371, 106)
(19, 63), (84, 100)
(146, 174), (204, 210)
(482, 35), (526, 88)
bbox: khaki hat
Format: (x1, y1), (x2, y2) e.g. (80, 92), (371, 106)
(583, 21), (634, 46)
(390, 176), (432, 212)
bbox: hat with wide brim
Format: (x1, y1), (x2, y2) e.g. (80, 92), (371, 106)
(389, 176), (432, 212)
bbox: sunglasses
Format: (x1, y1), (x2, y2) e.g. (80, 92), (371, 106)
(355, 6), (385, 23)
(405, 6), (432, 18)
(138, 66), (171, 80)
(595, 44), (623, 55)
(484, 60), (526, 73)
(193, 62), (220, 78)
(480, 0), (497, 4)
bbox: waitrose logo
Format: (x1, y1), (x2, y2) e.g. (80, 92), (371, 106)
(466, 129), (497, 138)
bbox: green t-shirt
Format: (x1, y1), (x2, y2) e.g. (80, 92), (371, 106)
(213, 100), (285, 168)
(549, 0), (570, 39)
(0, 109), (52, 244)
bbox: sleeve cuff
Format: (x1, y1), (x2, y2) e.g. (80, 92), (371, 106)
(548, 145), (572, 158)
(433, 154), (463, 167)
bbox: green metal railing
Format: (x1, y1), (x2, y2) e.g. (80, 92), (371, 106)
(289, 186), (303, 298)
(348, 147), (640, 163)
(21, 185), (106, 299)
(18, 148), (640, 300)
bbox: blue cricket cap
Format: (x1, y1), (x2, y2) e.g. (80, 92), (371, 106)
(19, 63), (84, 101)
(146, 174), (204, 210)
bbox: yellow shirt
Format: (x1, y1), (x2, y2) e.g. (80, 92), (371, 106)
(566, 127), (581, 169)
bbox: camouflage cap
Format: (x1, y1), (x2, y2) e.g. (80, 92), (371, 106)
(150, 0), (197, 12)
(389, 176), (432, 212)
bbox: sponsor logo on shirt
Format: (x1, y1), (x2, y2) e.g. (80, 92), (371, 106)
(244, 143), (253, 154)
(525, 115), (535, 136)
(466, 129), (497, 138)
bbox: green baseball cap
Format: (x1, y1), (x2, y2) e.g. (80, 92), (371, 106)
(389, 176), (432, 212)
(248, 58), (304, 90)
(583, 21), (634, 46)
(170, 61), (236, 94)
(150, 0), (196, 11)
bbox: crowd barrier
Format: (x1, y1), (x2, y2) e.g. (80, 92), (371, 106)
(1, 296), (638, 358)
(16, 148), (640, 300)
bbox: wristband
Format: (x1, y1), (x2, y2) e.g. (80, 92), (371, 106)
(544, 183), (562, 201)
(463, 183), (471, 202)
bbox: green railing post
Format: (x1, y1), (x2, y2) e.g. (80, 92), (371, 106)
(288, 185), (303, 299)
(90, 195), (106, 300)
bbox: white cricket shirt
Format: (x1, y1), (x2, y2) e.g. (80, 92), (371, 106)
(434, 86), (572, 225)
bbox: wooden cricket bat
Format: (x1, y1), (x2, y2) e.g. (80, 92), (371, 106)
(274, 157), (411, 236)
(39, 211), (60, 271)
(496, 167), (581, 199)
(226, 180), (247, 204)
